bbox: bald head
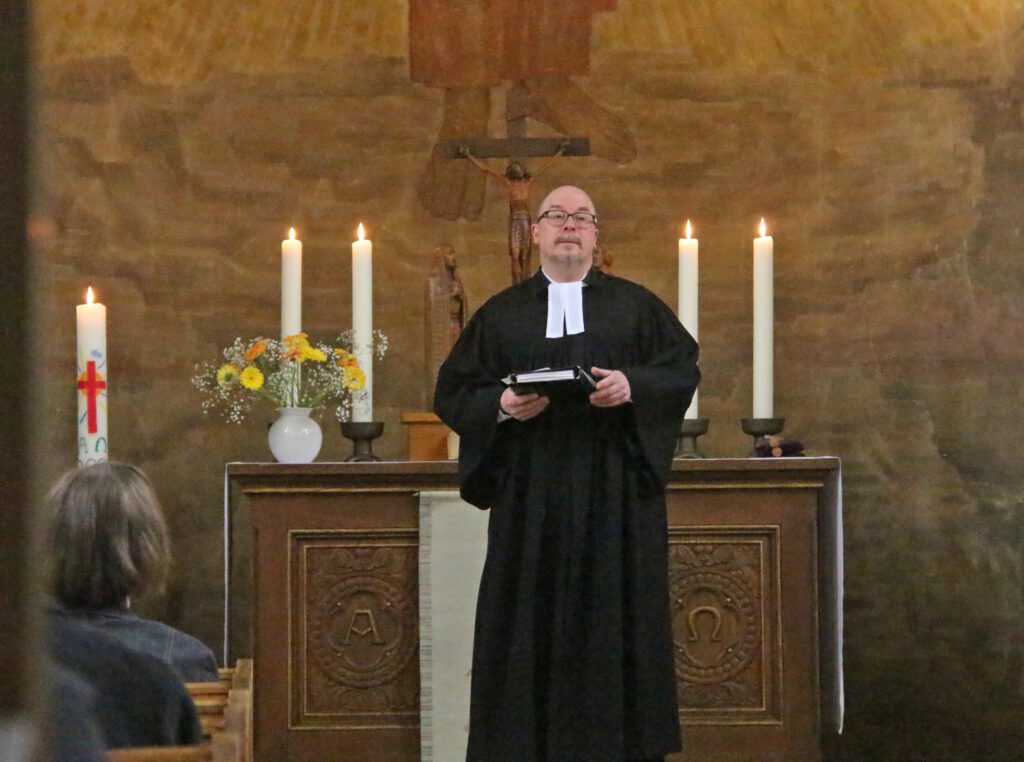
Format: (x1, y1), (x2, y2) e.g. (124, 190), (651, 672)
(536, 185), (597, 219)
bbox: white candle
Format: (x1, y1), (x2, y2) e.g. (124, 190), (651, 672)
(281, 228), (302, 339)
(678, 220), (699, 419)
(76, 287), (108, 466)
(753, 218), (774, 419)
(352, 223), (373, 422)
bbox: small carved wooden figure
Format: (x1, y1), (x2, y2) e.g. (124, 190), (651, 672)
(426, 245), (468, 394)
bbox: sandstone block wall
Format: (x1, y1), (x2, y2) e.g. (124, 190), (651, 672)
(29, 3), (1024, 757)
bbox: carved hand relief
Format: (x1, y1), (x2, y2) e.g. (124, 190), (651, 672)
(295, 539), (420, 724)
(669, 538), (773, 714)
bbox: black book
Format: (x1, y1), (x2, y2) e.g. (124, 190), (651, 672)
(501, 365), (598, 400)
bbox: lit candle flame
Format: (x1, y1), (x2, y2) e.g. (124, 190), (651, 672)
(357, 223), (365, 241)
(289, 227), (296, 240)
(759, 218), (767, 237)
(86, 287), (94, 305)
(685, 220), (693, 239)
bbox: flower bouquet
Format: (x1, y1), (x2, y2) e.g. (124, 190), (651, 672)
(192, 333), (372, 423)
(192, 332), (386, 462)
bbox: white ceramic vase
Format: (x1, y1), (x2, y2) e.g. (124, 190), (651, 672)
(267, 407), (322, 464)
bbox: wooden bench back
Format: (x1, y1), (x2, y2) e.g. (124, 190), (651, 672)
(109, 659), (253, 762)
(108, 746), (212, 761)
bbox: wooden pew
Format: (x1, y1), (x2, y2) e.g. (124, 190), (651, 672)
(233, 660), (253, 762)
(186, 670), (234, 737)
(109, 660), (253, 762)
(107, 746), (211, 761)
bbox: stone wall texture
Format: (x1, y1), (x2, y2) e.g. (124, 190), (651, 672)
(29, 2), (1024, 758)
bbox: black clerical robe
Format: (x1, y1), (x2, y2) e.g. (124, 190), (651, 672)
(434, 268), (699, 762)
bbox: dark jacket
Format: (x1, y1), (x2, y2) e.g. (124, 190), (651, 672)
(58, 604), (219, 682)
(46, 663), (107, 761)
(48, 607), (202, 749)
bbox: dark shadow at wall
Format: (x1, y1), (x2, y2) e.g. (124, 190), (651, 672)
(0, 0), (41, 752)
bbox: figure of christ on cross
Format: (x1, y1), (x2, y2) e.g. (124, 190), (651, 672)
(461, 155), (560, 284)
(77, 360), (107, 434)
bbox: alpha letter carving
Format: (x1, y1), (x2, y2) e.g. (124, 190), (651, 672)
(343, 608), (384, 645)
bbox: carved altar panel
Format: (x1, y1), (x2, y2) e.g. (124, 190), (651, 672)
(669, 528), (781, 724)
(238, 467), (433, 762)
(228, 459), (840, 762)
(665, 479), (825, 762)
(291, 530), (419, 730)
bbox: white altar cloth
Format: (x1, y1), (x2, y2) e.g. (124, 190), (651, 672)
(418, 491), (489, 761)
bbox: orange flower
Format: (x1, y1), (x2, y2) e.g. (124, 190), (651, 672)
(334, 349), (359, 368)
(244, 340), (267, 362)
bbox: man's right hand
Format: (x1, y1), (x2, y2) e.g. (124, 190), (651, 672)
(499, 388), (550, 421)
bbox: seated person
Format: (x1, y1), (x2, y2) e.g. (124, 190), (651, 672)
(44, 662), (107, 761)
(48, 606), (202, 749)
(46, 461), (219, 682)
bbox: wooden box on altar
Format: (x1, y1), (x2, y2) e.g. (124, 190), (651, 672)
(399, 411), (451, 460)
(225, 458), (841, 761)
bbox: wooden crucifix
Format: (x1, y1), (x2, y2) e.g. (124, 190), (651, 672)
(441, 84), (591, 284)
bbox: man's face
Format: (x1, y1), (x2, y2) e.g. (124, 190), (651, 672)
(531, 186), (598, 274)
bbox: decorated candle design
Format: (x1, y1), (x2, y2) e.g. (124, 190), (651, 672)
(77, 287), (108, 466)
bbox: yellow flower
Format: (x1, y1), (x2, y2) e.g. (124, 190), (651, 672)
(240, 366), (264, 390)
(244, 340), (267, 362)
(343, 366), (366, 391)
(300, 345), (327, 363)
(216, 364), (240, 386)
(283, 333), (320, 362)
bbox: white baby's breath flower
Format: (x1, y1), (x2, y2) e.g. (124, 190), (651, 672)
(193, 331), (387, 424)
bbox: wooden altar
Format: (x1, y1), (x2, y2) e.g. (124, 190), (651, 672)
(225, 458), (842, 761)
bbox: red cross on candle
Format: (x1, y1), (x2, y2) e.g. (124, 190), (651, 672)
(77, 360), (106, 434)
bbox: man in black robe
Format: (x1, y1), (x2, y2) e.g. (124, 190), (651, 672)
(434, 185), (699, 761)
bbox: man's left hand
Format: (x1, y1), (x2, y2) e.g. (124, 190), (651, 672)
(589, 367), (631, 407)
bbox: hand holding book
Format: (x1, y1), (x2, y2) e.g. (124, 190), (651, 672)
(498, 386), (550, 421)
(501, 366), (598, 399)
(498, 366), (630, 419)
(587, 367), (632, 408)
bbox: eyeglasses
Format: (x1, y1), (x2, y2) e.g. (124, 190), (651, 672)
(537, 210), (598, 229)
